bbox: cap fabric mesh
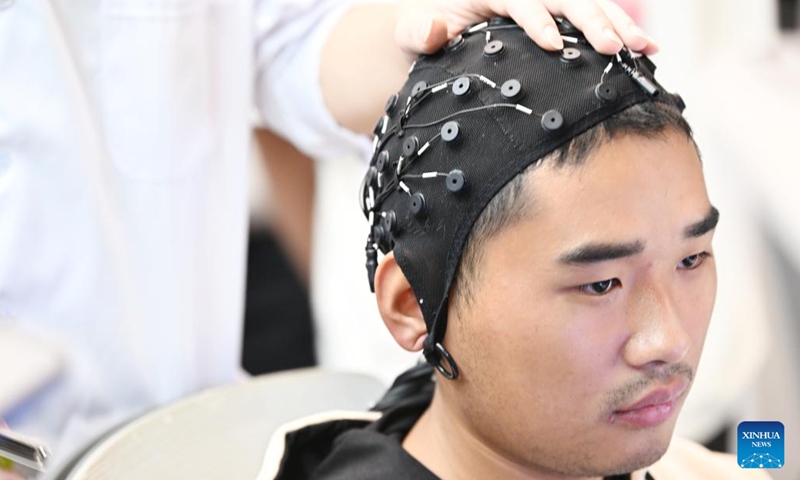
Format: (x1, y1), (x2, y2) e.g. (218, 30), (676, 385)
(360, 18), (685, 367)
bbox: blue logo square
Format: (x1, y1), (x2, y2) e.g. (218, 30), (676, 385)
(738, 421), (784, 469)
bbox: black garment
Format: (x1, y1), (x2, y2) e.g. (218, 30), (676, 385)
(276, 364), (437, 479)
(242, 228), (315, 375)
(274, 364), (644, 480)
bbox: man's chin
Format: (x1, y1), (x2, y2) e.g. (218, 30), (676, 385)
(532, 432), (672, 479)
(605, 437), (671, 476)
(584, 421), (676, 476)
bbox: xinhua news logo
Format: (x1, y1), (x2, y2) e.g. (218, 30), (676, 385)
(738, 421), (784, 469)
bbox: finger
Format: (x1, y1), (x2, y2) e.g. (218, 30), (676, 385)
(542, 0), (623, 55)
(395, 9), (450, 56)
(596, 0), (659, 54)
(418, 0), (566, 52)
(504, 0), (564, 51)
(610, 0), (643, 22)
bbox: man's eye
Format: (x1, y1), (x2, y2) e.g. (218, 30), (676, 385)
(579, 278), (620, 295)
(679, 252), (709, 270)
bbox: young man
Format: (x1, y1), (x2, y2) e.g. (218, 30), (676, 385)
(258, 18), (771, 480)
(0, 0), (652, 473)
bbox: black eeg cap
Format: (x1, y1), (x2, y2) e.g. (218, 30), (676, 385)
(359, 18), (685, 368)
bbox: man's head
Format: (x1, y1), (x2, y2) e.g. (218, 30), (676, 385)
(361, 18), (717, 476)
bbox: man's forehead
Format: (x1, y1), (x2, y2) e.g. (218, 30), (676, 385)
(510, 134), (709, 239)
(533, 132), (701, 197)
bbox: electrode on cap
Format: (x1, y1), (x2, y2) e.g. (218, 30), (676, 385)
(412, 81), (428, 97)
(359, 167), (376, 217)
(501, 79), (522, 99)
(446, 170), (466, 193)
(373, 116), (386, 136)
(445, 34), (465, 51)
(385, 210), (397, 233)
(452, 77), (471, 96)
(560, 47), (582, 64)
(594, 83), (618, 102)
(384, 94), (398, 113)
(484, 40), (504, 56)
(372, 224), (387, 245)
(441, 121), (460, 142)
(409, 193), (426, 216)
(403, 136), (420, 157)
(541, 109), (564, 131)
(376, 151), (390, 172)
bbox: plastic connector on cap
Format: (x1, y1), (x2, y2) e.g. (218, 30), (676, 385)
(365, 242), (378, 292)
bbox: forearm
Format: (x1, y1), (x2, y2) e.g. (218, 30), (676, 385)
(320, 3), (408, 136)
(254, 128), (315, 286)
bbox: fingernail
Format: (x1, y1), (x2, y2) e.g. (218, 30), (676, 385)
(603, 28), (624, 47)
(545, 25), (563, 50)
(418, 18), (433, 45)
(630, 25), (658, 49)
(629, 25), (651, 42)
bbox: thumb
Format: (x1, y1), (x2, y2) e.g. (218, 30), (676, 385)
(395, 12), (449, 58)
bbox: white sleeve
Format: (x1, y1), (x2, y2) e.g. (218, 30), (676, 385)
(253, 0), (378, 162)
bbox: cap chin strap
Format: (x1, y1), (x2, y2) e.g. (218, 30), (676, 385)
(424, 337), (459, 380)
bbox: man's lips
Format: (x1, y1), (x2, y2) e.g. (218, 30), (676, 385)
(609, 379), (688, 428)
(617, 379), (688, 412)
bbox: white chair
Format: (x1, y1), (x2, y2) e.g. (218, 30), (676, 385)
(48, 369), (386, 480)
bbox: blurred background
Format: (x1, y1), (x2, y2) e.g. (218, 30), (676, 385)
(243, 0), (798, 477)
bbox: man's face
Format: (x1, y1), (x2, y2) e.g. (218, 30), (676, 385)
(442, 129), (717, 476)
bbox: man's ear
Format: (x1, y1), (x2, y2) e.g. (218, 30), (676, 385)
(374, 252), (427, 352)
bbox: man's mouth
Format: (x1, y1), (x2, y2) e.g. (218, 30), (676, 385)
(608, 379), (688, 428)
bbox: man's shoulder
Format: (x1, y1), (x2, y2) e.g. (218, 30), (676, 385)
(641, 437), (773, 480)
(256, 405), (436, 480)
(256, 410), (382, 480)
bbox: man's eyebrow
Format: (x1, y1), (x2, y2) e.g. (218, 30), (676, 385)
(558, 241), (645, 265)
(557, 207), (719, 265)
(684, 206), (720, 238)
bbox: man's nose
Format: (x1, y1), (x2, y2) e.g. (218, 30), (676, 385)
(623, 279), (691, 369)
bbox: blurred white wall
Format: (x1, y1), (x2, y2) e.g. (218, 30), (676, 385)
(640, 0), (779, 90)
(637, 2), (798, 476)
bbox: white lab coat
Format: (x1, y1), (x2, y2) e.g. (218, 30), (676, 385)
(0, 0), (369, 466)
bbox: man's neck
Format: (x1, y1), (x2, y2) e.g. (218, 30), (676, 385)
(401, 387), (603, 480)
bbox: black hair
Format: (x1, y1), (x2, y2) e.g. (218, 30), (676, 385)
(451, 101), (695, 311)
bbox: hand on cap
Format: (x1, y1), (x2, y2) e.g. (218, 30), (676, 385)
(396, 0), (658, 57)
